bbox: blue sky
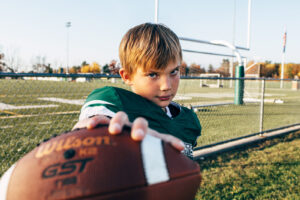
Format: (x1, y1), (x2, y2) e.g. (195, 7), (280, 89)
(0, 0), (299, 71)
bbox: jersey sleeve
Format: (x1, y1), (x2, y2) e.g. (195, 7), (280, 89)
(79, 87), (123, 120)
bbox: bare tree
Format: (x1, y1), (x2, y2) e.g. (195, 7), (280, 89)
(0, 53), (4, 72)
(3, 47), (22, 72)
(216, 59), (231, 77)
(31, 56), (52, 73)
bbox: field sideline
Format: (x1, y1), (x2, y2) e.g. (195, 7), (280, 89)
(196, 131), (300, 199)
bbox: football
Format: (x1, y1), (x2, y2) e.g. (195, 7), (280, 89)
(0, 125), (201, 200)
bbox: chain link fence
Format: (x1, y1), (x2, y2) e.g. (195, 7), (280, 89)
(1, 73), (300, 176)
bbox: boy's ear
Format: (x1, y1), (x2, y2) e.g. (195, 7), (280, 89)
(119, 68), (132, 85)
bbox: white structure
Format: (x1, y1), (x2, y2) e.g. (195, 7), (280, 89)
(200, 73), (221, 88)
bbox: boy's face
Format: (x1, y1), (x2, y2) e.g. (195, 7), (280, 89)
(122, 62), (180, 108)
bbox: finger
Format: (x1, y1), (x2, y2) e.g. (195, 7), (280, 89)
(108, 111), (129, 134)
(87, 115), (110, 130)
(131, 117), (147, 141)
(72, 115), (110, 131)
(148, 130), (185, 151)
(72, 118), (90, 130)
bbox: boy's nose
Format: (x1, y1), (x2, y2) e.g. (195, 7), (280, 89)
(160, 77), (171, 91)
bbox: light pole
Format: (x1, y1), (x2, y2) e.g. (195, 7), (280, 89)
(154, 0), (159, 23)
(66, 21), (71, 74)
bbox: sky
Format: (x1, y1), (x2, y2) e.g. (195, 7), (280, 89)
(0, 0), (300, 72)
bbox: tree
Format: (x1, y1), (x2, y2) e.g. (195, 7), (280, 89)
(90, 62), (101, 73)
(81, 64), (91, 73)
(180, 61), (188, 76)
(109, 60), (119, 74)
(44, 64), (53, 73)
(2, 47), (22, 72)
(102, 64), (110, 74)
(216, 59), (230, 77)
(0, 53), (5, 72)
(81, 61), (89, 67)
(31, 56), (53, 73)
(189, 63), (205, 76)
(285, 63), (300, 79)
(208, 64), (215, 73)
(260, 63), (279, 78)
(80, 62), (101, 74)
(69, 66), (81, 74)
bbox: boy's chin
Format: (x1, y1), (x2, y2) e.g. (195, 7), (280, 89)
(156, 101), (171, 108)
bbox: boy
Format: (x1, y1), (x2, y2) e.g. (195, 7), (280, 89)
(73, 23), (201, 158)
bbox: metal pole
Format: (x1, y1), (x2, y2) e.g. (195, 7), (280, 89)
(182, 49), (246, 58)
(280, 27), (287, 89)
(243, 57), (248, 72)
(179, 37), (250, 51)
(234, 65), (244, 105)
(230, 61), (233, 88)
(280, 54), (285, 89)
(154, 0), (159, 23)
(230, 0), (236, 88)
(259, 79), (265, 134)
(247, 0), (252, 49)
(66, 22), (71, 74)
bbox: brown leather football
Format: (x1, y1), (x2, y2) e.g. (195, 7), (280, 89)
(0, 125), (201, 200)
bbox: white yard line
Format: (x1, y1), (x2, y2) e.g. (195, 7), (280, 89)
(38, 98), (85, 105)
(38, 121), (52, 125)
(0, 125), (14, 129)
(0, 103), (58, 110)
(0, 111), (80, 119)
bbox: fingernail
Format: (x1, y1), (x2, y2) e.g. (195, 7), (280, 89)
(111, 123), (121, 133)
(90, 120), (97, 127)
(179, 141), (185, 149)
(135, 129), (145, 138)
(87, 122), (95, 130)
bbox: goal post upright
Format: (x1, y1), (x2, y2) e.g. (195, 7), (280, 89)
(159, 0), (253, 105)
(210, 40), (245, 105)
(179, 38), (246, 105)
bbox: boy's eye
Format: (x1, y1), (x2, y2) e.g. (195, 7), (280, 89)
(171, 69), (179, 75)
(147, 73), (158, 78)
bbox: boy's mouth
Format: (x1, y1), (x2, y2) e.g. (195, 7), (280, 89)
(157, 95), (171, 101)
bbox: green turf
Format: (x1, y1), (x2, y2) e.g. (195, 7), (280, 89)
(196, 131), (300, 199)
(0, 78), (299, 176)
(196, 101), (300, 146)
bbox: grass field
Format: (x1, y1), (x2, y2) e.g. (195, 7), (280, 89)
(196, 131), (300, 199)
(0, 78), (300, 178)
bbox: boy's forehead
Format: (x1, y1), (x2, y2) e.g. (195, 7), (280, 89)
(141, 61), (180, 72)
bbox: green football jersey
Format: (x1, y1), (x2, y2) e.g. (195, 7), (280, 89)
(80, 86), (201, 157)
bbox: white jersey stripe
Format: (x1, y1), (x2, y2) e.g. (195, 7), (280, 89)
(81, 100), (114, 112)
(0, 163), (16, 200)
(141, 134), (169, 185)
(79, 106), (116, 120)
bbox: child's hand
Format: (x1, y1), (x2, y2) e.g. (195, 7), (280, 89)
(72, 115), (111, 130)
(109, 112), (185, 151)
(72, 111), (185, 152)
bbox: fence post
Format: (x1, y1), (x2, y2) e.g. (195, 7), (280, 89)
(234, 65), (244, 105)
(259, 79), (265, 135)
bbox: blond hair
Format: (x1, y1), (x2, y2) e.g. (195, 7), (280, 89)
(119, 23), (182, 75)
